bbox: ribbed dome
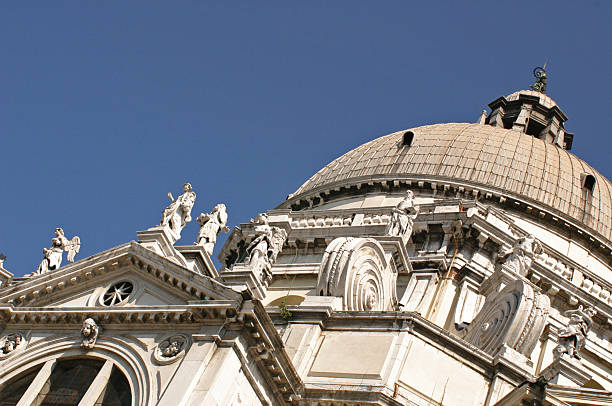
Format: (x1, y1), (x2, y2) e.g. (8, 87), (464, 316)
(292, 123), (612, 243)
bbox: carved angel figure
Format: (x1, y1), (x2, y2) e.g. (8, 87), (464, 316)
(161, 183), (196, 241)
(554, 305), (596, 360)
(496, 234), (543, 277)
(81, 318), (99, 349)
(195, 203), (230, 256)
(385, 190), (419, 240)
(35, 228), (80, 275)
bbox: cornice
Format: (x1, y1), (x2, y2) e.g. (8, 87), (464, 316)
(278, 176), (612, 259)
(0, 241), (241, 307)
(0, 301), (239, 326)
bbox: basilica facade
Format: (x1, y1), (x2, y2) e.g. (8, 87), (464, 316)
(0, 80), (611, 405)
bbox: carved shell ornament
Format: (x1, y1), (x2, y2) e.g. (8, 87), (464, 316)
(154, 334), (188, 364)
(316, 237), (397, 311)
(0, 333), (26, 359)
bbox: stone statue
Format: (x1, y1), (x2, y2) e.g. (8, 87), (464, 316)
(554, 305), (596, 360)
(35, 228), (80, 275)
(385, 190), (419, 241)
(0, 334), (22, 355)
(244, 214), (287, 282)
(496, 234), (542, 277)
(81, 318), (99, 349)
(195, 203), (230, 256)
(161, 183), (196, 241)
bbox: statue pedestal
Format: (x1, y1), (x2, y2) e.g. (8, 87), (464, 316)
(493, 344), (534, 374)
(220, 264), (268, 300)
(136, 226), (187, 267)
(539, 355), (592, 388)
(480, 265), (533, 297)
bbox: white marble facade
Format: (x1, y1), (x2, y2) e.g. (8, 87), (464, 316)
(1, 89), (612, 405)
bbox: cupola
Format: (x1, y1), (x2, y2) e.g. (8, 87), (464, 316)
(483, 68), (574, 150)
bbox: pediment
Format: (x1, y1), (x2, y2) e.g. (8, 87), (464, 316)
(0, 241), (242, 309)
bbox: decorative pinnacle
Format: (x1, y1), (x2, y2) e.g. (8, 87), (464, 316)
(530, 66), (547, 93)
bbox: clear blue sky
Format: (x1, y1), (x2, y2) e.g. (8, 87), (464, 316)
(2, 1), (611, 276)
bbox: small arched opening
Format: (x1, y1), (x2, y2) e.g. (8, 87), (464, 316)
(402, 131), (415, 147)
(582, 174), (596, 194)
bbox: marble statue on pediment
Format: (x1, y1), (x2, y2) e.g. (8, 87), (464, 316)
(35, 228), (80, 275)
(385, 190), (419, 241)
(554, 305), (596, 360)
(496, 234), (542, 277)
(161, 183), (196, 242)
(195, 203), (230, 256)
(81, 318), (99, 349)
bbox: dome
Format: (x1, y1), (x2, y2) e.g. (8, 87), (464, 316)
(288, 122), (612, 243)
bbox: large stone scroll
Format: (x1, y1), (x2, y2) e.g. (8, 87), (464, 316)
(316, 237), (397, 311)
(464, 278), (549, 359)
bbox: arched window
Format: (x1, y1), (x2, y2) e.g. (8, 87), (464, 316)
(582, 174), (596, 194)
(402, 131), (414, 147)
(0, 358), (131, 406)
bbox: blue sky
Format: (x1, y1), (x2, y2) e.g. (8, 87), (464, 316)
(2, 1), (611, 276)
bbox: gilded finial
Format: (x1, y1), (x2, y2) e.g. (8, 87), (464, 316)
(530, 66), (547, 93)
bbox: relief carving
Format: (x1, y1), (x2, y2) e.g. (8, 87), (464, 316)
(0, 333), (25, 358)
(317, 237), (397, 311)
(81, 318), (100, 349)
(154, 334), (188, 364)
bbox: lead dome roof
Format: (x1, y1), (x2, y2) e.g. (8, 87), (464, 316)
(289, 122), (612, 243)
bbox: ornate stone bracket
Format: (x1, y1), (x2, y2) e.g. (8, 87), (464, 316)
(464, 277), (550, 366)
(316, 237), (397, 311)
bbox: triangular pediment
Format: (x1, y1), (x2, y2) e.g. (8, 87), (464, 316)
(0, 241), (242, 309)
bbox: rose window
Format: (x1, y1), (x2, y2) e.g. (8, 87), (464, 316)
(101, 281), (133, 306)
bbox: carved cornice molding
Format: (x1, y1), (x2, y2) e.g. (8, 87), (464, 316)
(0, 242), (241, 308)
(0, 302), (239, 326)
(280, 176), (612, 259)
(232, 300), (304, 405)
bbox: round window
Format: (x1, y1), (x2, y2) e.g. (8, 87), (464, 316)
(102, 281), (134, 306)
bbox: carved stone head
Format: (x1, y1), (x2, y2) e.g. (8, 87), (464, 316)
(81, 318), (99, 349)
